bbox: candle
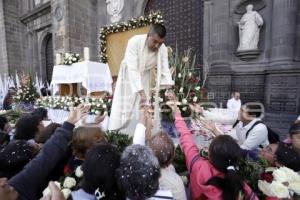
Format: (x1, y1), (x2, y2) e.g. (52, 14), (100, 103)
(55, 53), (61, 65)
(84, 47), (90, 61)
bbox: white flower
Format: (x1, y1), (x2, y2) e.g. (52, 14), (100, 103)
(182, 56), (189, 63)
(193, 97), (198, 102)
(68, 57), (73, 60)
(289, 181), (300, 194)
(179, 87), (183, 93)
(188, 72), (192, 77)
(178, 73), (182, 78)
(269, 181), (290, 199)
(63, 177), (76, 189)
(95, 110), (100, 115)
(159, 97), (164, 102)
(61, 188), (72, 199)
(279, 167), (300, 183)
(258, 180), (272, 196)
(273, 168), (289, 183)
(102, 104), (107, 109)
(76, 53), (79, 57)
(75, 166), (83, 178)
(182, 107), (187, 111)
(182, 98), (187, 104)
(43, 182), (61, 196)
(181, 176), (188, 185)
(72, 58), (77, 61)
(68, 61), (72, 64)
(91, 109), (95, 113)
(195, 86), (200, 91)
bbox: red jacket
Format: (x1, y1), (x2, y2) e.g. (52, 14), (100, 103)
(175, 113), (258, 200)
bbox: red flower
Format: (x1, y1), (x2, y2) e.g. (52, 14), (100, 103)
(64, 165), (73, 175)
(260, 172), (273, 183)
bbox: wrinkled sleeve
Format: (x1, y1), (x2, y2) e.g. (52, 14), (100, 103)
(125, 37), (143, 93)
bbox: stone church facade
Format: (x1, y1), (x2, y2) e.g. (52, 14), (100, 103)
(0, 0), (299, 133)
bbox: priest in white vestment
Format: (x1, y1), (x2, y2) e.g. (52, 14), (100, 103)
(108, 24), (174, 135)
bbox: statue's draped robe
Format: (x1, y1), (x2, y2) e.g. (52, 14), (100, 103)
(108, 34), (174, 135)
(238, 11), (263, 51)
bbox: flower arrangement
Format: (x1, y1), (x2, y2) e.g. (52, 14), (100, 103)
(43, 166), (83, 199)
(62, 53), (81, 65)
(13, 76), (39, 104)
(99, 11), (164, 63)
(35, 95), (112, 115)
(158, 47), (207, 121)
(258, 167), (300, 199)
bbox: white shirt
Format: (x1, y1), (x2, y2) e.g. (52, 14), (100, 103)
(159, 165), (187, 200)
(227, 98), (241, 112)
(235, 118), (269, 150)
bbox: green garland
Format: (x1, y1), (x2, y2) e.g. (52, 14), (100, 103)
(99, 11), (164, 63)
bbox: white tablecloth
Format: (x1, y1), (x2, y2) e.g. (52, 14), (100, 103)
(51, 61), (112, 94)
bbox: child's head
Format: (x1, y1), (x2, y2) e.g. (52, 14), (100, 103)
(72, 127), (106, 160)
(82, 143), (123, 199)
(35, 123), (61, 144)
(260, 142), (300, 171)
(149, 131), (175, 168)
(207, 135), (244, 200)
(289, 122), (300, 152)
(14, 115), (44, 140)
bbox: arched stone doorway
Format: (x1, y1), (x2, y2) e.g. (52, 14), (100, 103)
(41, 33), (54, 83)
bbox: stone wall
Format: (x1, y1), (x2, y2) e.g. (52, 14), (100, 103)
(204, 0), (300, 135)
(0, 0), (8, 74)
(145, 0), (203, 71)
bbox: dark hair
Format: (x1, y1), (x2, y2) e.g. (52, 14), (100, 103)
(0, 140), (35, 178)
(149, 24), (166, 38)
(0, 116), (8, 131)
(35, 123), (61, 143)
(275, 142), (300, 171)
(14, 115), (42, 140)
(149, 131), (175, 168)
(207, 135), (244, 200)
(82, 142), (124, 199)
(72, 127), (106, 159)
(31, 107), (48, 120)
(289, 122), (300, 137)
(0, 131), (10, 146)
(244, 103), (263, 118)
(116, 145), (160, 200)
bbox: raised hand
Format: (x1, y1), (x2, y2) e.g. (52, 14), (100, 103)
(40, 181), (65, 200)
(67, 104), (91, 125)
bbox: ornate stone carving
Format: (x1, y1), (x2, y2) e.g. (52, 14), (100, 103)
(106, 0), (124, 23)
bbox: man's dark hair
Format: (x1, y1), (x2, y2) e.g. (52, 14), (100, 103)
(149, 24), (166, 38)
(31, 107), (48, 121)
(82, 142), (124, 199)
(244, 103), (263, 118)
(275, 142), (300, 171)
(14, 115), (41, 140)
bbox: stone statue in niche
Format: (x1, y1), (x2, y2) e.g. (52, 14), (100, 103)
(237, 4), (263, 52)
(106, 0), (124, 23)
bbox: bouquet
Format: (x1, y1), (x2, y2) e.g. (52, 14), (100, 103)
(258, 167), (300, 199)
(157, 47), (207, 122)
(13, 76), (39, 104)
(43, 166), (84, 199)
(62, 53), (81, 65)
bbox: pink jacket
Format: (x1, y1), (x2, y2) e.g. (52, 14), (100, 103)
(175, 113), (258, 200)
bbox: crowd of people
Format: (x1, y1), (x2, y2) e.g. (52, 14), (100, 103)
(0, 89), (299, 200)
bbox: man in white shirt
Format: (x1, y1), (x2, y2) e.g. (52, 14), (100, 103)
(203, 103), (269, 151)
(227, 91), (241, 112)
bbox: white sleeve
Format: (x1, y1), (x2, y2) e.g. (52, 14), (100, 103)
(160, 45), (174, 86)
(125, 37), (143, 93)
(240, 124), (268, 150)
(133, 123), (146, 145)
